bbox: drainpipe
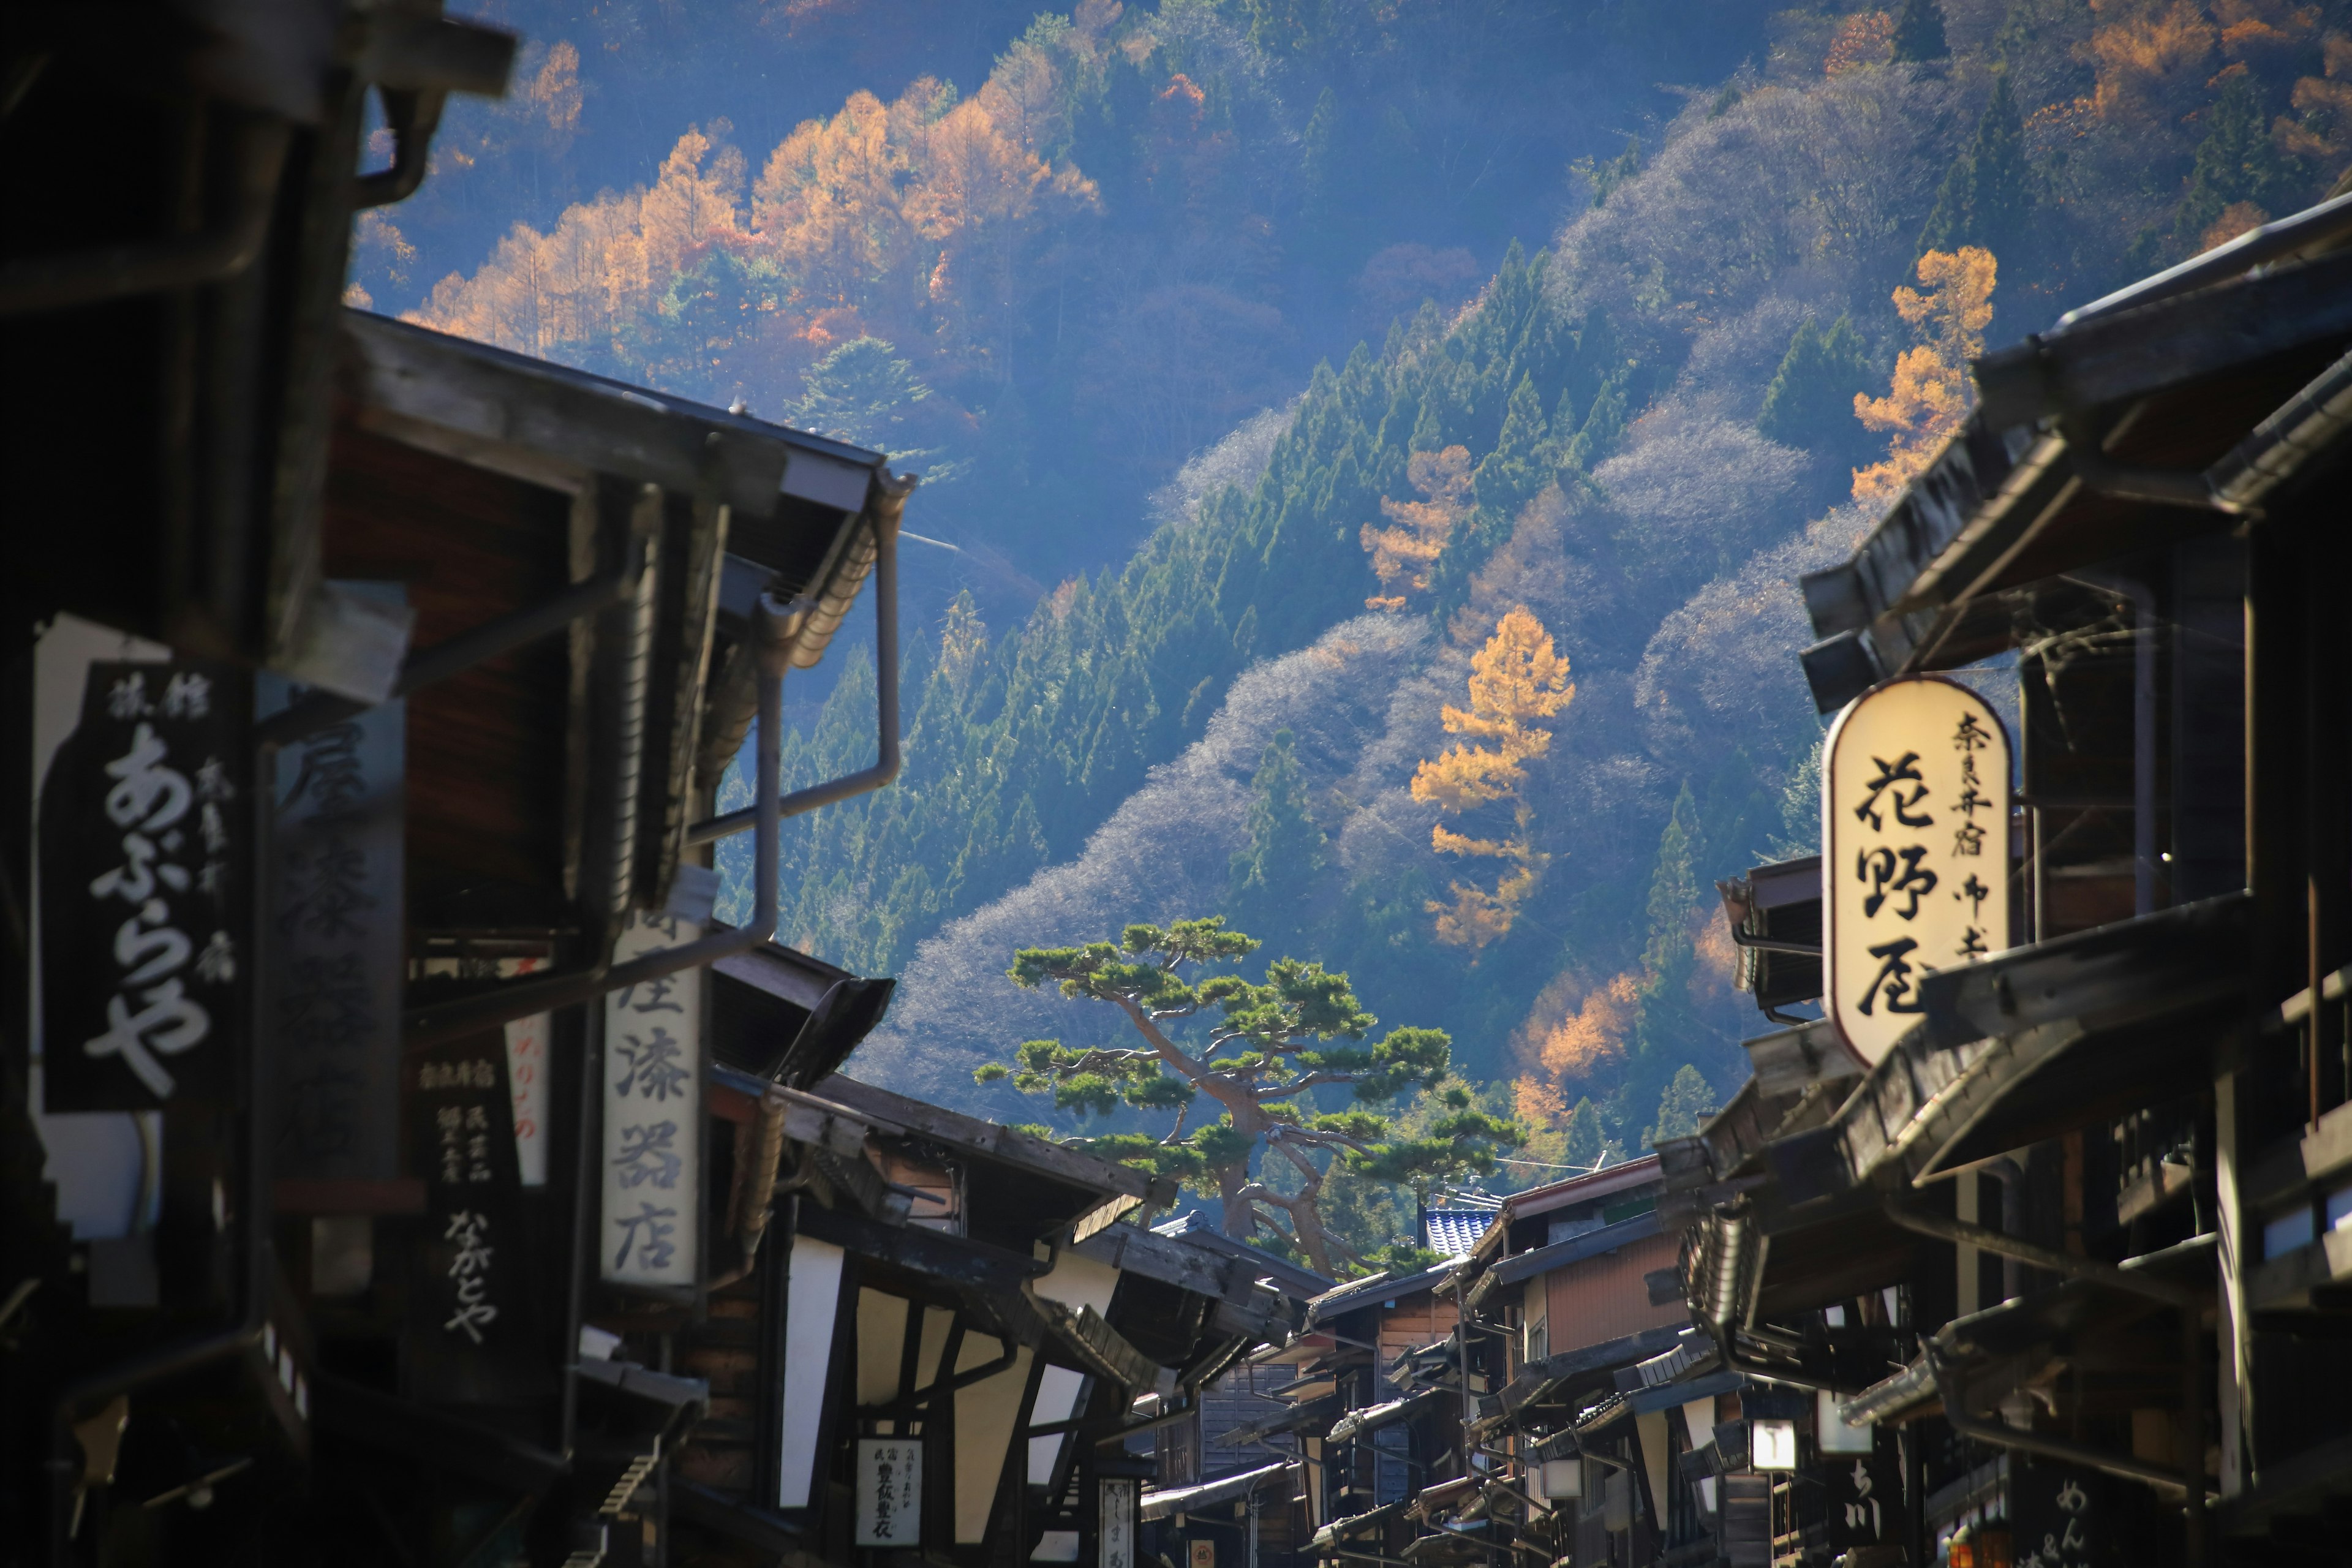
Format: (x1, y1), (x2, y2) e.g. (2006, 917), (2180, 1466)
(1978, 1158), (2024, 1305)
(400, 589), (797, 1047)
(687, 503), (904, 845)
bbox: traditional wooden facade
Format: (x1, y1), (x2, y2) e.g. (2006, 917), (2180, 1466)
(8, 260), (916, 1561)
(657, 1074), (1304, 1568)
(1664, 188), (2352, 1567)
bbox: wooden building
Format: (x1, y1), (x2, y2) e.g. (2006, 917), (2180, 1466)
(1665, 189), (2352, 1567)
(7, 280), (917, 1566)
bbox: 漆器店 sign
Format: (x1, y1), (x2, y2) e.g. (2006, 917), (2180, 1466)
(600, 913), (703, 1289)
(855, 1438), (922, 1547)
(1823, 676), (2012, 1065)
(41, 661), (250, 1110)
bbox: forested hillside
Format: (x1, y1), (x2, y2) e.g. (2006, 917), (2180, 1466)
(398, 0), (2352, 1210)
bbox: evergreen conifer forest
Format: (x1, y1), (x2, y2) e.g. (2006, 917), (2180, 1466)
(379, 0), (2351, 1252)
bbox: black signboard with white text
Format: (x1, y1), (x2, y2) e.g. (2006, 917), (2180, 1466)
(264, 669), (406, 1182)
(1822, 1446), (1907, 1556)
(41, 661), (250, 1111)
(405, 1035), (546, 1406)
(2009, 1456), (2122, 1568)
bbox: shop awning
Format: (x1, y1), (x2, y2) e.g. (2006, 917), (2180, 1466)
(1139, 1458), (1297, 1521)
(1842, 1234), (2216, 1430)
(1809, 893), (2251, 1200)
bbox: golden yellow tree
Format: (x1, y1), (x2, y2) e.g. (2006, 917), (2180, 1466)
(1411, 607), (1575, 948)
(1362, 445), (1473, 611)
(1825, 10), (1896, 74)
(1852, 245), (1997, 504)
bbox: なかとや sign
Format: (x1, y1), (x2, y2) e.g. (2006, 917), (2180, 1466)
(1823, 675), (2012, 1065)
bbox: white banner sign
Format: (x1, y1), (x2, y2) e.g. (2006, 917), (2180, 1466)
(1823, 676), (2011, 1065)
(600, 914), (702, 1287)
(856, 1437), (923, 1547)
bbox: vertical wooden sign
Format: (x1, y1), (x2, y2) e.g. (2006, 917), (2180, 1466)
(263, 667), (406, 1180)
(407, 1036), (541, 1404)
(1098, 1478), (1136, 1568)
(1823, 676), (2012, 1064)
(601, 914), (703, 1289)
(41, 660), (249, 1110)
(855, 1437), (924, 1547)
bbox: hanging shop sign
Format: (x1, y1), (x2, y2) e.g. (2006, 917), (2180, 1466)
(855, 1437), (924, 1547)
(262, 665), (406, 1182)
(1823, 675), (2012, 1065)
(601, 913), (704, 1290)
(406, 1033), (543, 1404)
(1823, 1448), (1907, 1557)
(41, 660), (251, 1111)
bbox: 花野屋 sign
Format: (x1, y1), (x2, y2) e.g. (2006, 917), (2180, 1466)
(1823, 675), (2012, 1065)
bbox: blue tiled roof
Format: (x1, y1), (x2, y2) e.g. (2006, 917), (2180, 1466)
(1423, 1210), (1496, 1257)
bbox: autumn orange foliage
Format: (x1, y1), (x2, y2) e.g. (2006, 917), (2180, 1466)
(1362, 446), (1473, 610)
(1852, 246), (1997, 505)
(2278, 31), (2352, 163)
(1825, 10), (1896, 75)
(1412, 608), (1575, 948)
(2089, 0), (2218, 124)
(1535, 973), (1640, 1085)
(409, 65), (1099, 394)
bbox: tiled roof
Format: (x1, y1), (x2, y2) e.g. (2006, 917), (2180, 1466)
(1424, 1209), (1496, 1257)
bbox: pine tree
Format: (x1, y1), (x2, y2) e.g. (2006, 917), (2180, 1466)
(981, 919), (1517, 1277)
(2176, 72), (2305, 249)
(1629, 785), (1709, 1118)
(1562, 1096), (1607, 1169)
(1757, 314), (1873, 453)
(1473, 373), (1552, 521)
(1650, 1065), (1717, 1144)
(1559, 371), (1629, 474)
(1891, 0), (1950, 64)
(1229, 729), (1329, 952)
(787, 336), (959, 478)
(1574, 137), (1643, 208)
(1918, 77), (2032, 258)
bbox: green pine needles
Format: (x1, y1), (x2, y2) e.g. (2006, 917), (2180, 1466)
(1757, 314), (1872, 455)
(1918, 76), (2032, 260)
(978, 917), (1520, 1276)
(1892, 0), (1950, 64)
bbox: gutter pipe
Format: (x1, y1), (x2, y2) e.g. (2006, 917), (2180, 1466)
(401, 587), (792, 1048)
(687, 513), (901, 846)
